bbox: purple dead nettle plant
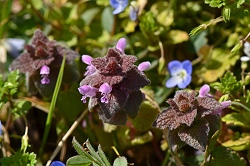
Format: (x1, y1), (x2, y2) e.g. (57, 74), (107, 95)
(78, 38), (151, 125)
(152, 84), (231, 152)
(9, 29), (79, 97)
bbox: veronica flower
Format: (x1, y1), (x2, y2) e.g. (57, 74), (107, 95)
(110, 0), (128, 15)
(241, 42), (250, 62)
(79, 38), (151, 125)
(82, 55), (96, 76)
(244, 42), (250, 57)
(129, 1), (139, 21)
(4, 38), (25, 58)
(166, 60), (192, 89)
(50, 161), (65, 166)
(0, 121), (2, 136)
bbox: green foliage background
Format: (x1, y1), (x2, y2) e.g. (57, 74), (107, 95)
(1, 0), (250, 165)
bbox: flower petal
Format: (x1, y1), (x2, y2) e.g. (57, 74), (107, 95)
(168, 60), (182, 76)
(112, 4), (127, 14)
(182, 60), (192, 75)
(40, 65), (50, 75)
(177, 75), (191, 89)
(81, 55), (93, 65)
(166, 76), (182, 88)
(138, 61), (151, 71)
(99, 83), (112, 94)
(116, 38), (126, 53)
(199, 84), (210, 97)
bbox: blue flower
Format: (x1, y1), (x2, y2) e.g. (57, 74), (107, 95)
(166, 60), (192, 89)
(50, 161), (65, 166)
(129, 1), (139, 21)
(4, 38), (25, 58)
(110, 0), (128, 14)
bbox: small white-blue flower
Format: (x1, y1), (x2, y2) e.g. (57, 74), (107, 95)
(4, 38), (25, 58)
(166, 60), (192, 89)
(110, 0), (128, 15)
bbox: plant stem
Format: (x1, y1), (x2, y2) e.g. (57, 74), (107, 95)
(39, 55), (66, 158)
(231, 101), (250, 112)
(45, 109), (88, 166)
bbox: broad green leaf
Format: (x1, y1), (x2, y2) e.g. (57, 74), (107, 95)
(208, 130), (220, 152)
(190, 31), (208, 53)
(101, 7), (114, 33)
(222, 112), (250, 129)
(201, 49), (239, 82)
(113, 157), (128, 166)
(66, 155), (92, 166)
(132, 101), (159, 132)
(222, 134), (250, 151)
(56, 88), (84, 122)
(81, 8), (100, 25)
(168, 30), (189, 44)
(210, 146), (246, 166)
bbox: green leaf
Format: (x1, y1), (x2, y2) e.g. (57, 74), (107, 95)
(168, 30), (189, 44)
(222, 6), (231, 21)
(222, 134), (250, 151)
(72, 138), (93, 161)
(201, 50), (239, 83)
(39, 55), (66, 156)
(0, 0), (12, 38)
(66, 155), (92, 166)
(113, 157), (128, 166)
(219, 72), (242, 94)
(222, 112), (250, 129)
(204, 0), (226, 8)
(150, 1), (174, 27)
(208, 130), (220, 152)
(0, 152), (37, 166)
(81, 8), (100, 26)
(97, 145), (111, 166)
(85, 140), (104, 165)
(131, 131), (153, 145)
(231, 40), (243, 55)
(101, 7), (114, 33)
(132, 101), (159, 132)
(210, 146), (246, 166)
(189, 24), (207, 37)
